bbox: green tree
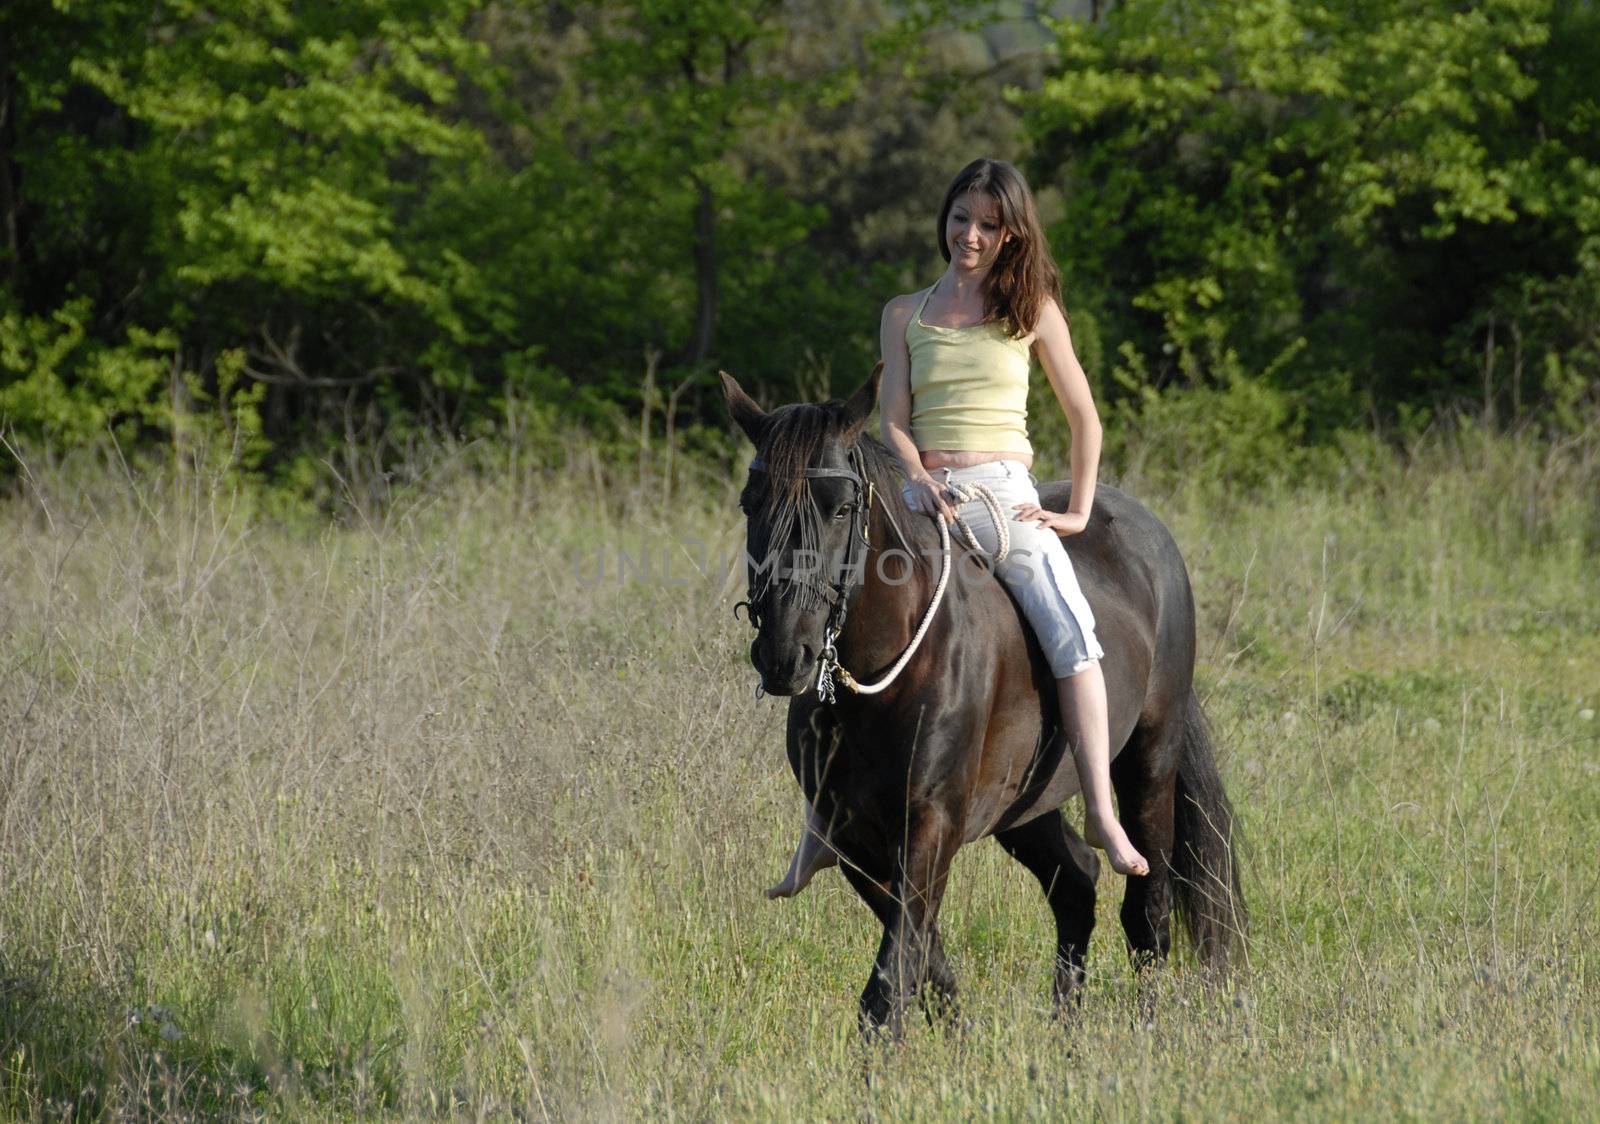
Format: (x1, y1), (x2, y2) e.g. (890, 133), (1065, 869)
(1021, 0), (1600, 437)
(1, 0), (498, 452)
(474, 0), (1034, 434)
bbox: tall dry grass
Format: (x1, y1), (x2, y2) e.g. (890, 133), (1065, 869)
(0, 424), (1596, 1119)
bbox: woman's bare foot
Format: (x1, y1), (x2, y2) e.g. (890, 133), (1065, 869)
(1086, 810), (1149, 877)
(1060, 665), (1149, 878)
(766, 805), (838, 899)
(1082, 811), (1105, 849)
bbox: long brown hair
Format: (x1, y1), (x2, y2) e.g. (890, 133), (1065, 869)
(936, 158), (1061, 338)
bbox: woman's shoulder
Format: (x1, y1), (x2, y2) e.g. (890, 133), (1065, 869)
(1041, 295), (1072, 331)
(883, 288), (934, 315)
(882, 288), (931, 321)
(1025, 295), (1069, 346)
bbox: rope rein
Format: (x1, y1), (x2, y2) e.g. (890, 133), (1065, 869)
(822, 479), (1007, 699)
(949, 480), (1010, 566)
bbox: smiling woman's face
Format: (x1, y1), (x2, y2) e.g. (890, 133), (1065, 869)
(945, 190), (1007, 270)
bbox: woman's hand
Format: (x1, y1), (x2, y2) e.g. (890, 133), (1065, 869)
(1012, 503), (1088, 536)
(906, 476), (957, 523)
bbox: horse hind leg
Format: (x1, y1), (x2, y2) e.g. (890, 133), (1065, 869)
(1110, 718), (1181, 1018)
(995, 810), (1100, 1014)
(1114, 694), (1249, 1020)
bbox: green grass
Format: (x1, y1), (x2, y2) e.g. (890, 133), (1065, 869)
(1, 431), (1596, 1119)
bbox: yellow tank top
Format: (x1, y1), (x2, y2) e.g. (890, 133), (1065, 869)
(905, 281), (1034, 454)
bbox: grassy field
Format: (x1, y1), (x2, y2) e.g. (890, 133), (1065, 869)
(1, 428), (1597, 1120)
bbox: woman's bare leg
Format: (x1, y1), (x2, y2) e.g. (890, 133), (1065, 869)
(1058, 662), (1149, 877)
(766, 800), (839, 899)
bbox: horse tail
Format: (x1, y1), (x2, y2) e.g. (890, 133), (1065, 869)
(1170, 688), (1248, 973)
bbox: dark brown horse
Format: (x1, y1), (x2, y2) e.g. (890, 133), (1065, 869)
(722, 367), (1245, 1035)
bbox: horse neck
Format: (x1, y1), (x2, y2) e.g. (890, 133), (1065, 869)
(835, 493), (945, 671)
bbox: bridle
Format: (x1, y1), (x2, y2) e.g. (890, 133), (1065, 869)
(735, 443), (875, 703)
(734, 443), (980, 705)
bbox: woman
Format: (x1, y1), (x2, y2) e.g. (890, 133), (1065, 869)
(768, 157), (1148, 898)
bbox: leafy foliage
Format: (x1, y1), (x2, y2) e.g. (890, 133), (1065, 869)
(1021, 0), (1600, 437)
(1, 0), (1597, 484)
(0, 300), (173, 446)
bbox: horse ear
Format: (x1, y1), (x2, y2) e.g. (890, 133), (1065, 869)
(719, 370), (768, 444)
(842, 361), (884, 437)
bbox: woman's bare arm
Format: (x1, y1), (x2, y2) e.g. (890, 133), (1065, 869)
(1033, 297), (1102, 523)
(880, 292), (956, 521)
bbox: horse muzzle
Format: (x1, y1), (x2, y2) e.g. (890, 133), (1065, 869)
(750, 635), (819, 696)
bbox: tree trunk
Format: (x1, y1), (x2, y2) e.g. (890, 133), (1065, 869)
(0, 55), (20, 293)
(687, 173), (718, 368)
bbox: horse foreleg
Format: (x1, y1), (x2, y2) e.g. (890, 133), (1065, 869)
(767, 799), (839, 899)
(995, 810), (1100, 1015)
(846, 807), (962, 1039)
(916, 926), (959, 1029)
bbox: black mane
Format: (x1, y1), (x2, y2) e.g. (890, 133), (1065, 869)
(753, 399), (932, 575)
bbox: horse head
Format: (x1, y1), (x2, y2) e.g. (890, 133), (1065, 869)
(721, 365), (884, 696)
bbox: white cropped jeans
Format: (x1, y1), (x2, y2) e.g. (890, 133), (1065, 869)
(903, 459), (1105, 678)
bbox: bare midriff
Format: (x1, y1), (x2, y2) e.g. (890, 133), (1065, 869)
(919, 448), (1034, 471)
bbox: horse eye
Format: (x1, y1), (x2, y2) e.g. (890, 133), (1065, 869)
(833, 504), (855, 520)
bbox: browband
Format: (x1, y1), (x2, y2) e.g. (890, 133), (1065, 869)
(748, 455), (862, 482)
